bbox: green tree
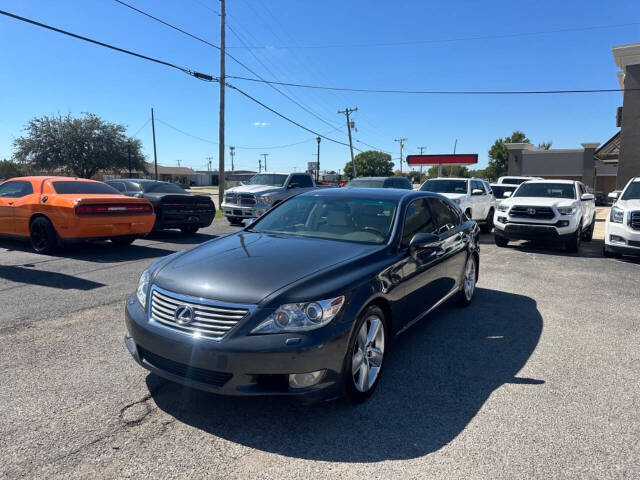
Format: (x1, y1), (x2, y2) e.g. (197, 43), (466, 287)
(426, 165), (470, 178)
(344, 150), (393, 179)
(485, 130), (530, 181)
(537, 141), (552, 150)
(13, 113), (147, 179)
(0, 159), (24, 179)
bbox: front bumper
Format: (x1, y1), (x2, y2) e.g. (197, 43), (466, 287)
(494, 211), (580, 241)
(604, 220), (640, 254)
(124, 295), (351, 400)
(56, 214), (155, 239)
(155, 210), (215, 229)
(221, 202), (268, 219)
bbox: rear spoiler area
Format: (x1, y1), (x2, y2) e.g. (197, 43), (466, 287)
(74, 197), (154, 216)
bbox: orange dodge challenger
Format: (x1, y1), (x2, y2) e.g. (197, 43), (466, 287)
(0, 176), (156, 253)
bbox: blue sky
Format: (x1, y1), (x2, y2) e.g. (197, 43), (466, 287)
(1, 0), (638, 174)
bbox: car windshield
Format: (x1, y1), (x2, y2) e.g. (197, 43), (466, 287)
(420, 179), (467, 194)
(345, 179), (385, 188)
(514, 183), (576, 199)
(249, 195), (397, 245)
(52, 181), (120, 194)
(501, 178), (528, 185)
(247, 174), (288, 186)
(621, 182), (640, 200)
(143, 182), (187, 194)
(492, 185), (518, 198)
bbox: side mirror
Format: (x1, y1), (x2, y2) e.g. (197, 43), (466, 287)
(408, 232), (440, 255)
(472, 189), (484, 195)
(503, 191), (512, 198)
(581, 193), (595, 201)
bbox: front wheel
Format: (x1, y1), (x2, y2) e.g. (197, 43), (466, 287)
(343, 305), (388, 404)
(30, 217), (58, 254)
(582, 214), (595, 241)
(458, 254), (478, 306)
(565, 227), (581, 253)
(494, 234), (509, 247)
(180, 225), (199, 235)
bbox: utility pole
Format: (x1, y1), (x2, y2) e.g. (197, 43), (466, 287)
(316, 136), (321, 183)
(258, 158), (262, 173)
(217, 0), (226, 208)
(261, 153), (269, 172)
(418, 146), (426, 183)
(151, 107), (158, 180)
(176, 159), (182, 168)
(229, 146), (235, 172)
(338, 107), (357, 178)
(394, 138), (407, 173)
(127, 141), (132, 177)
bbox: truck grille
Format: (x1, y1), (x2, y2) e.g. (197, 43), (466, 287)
(224, 193), (256, 206)
(509, 206), (555, 220)
(631, 211), (640, 231)
(149, 287), (251, 340)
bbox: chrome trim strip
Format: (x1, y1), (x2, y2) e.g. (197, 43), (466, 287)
(395, 287), (460, 336)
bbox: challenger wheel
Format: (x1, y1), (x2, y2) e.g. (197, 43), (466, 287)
(343, 305), (388, 404)
(30, 217), (57, 254)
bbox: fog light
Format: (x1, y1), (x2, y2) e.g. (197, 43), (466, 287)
(289, 370), (325, 389)
(557, 220), (570, 227)
(610, 235), (626, 245)
(498, 216), (507, 224)
(124, 335), (137, 356)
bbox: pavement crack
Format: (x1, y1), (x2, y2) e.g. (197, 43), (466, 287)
(118, 380), (170, 428)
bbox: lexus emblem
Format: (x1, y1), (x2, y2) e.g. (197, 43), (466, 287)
(174, 305), (195, 325)
(527, 208), (536, 215)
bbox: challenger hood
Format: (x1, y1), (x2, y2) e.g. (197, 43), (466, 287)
(152, 232), (378, 305)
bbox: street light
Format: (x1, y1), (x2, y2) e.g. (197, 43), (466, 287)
(316, 136), (321, 183)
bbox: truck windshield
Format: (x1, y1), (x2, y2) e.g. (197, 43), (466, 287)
(249, 195), (397, 245)
(492, 185), (518, 198)
(247, 174), (288, 186)
(420, 179), (467, 194)
(621, 182), (640, 200)
(514, 183), (576, 199)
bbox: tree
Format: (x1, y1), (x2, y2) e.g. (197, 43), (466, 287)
(344, 150), (393, 179)
(537, 141), (552, 150)
(426, 165), (470, 178)
(0, 159), (24, 179)
(13, 113), (147, 179)
(485, 130), (530, 181)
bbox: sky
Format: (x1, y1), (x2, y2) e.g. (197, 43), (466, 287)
(0, 0), (639, 174)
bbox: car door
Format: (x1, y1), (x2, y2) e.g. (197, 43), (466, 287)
(428, 197), (468, 292)
(397, 198), (444, 324)
(0, 180), (34, 236)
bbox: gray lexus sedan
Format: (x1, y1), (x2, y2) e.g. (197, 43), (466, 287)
(125, 188), (480, 403)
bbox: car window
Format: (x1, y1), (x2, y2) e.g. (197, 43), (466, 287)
(428, 198), (460, 234)
(398, 178), (411, 189)
(420, 179), (467, 194)
(621, 182), (640, 200)
(248, 174), (288, 186)
(492, 185), (517, 198)
(143, 182), (187, 194)
(52, 181), (120, 194)
(471, 180), (483, 193)
(289, 174), (313, 188)
(108, 181), (126, 192)
(483, 181), (492, 194)
(0, 181), (33, 198)
(401, 199), (435, 248)
(126, 182), (143, 193)
(345, 179), (386, 188)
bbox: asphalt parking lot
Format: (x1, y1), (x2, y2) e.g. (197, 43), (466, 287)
(1, 220), (639, 479)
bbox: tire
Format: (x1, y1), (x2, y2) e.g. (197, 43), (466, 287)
(494, 234), (509, 247)
(227, 217), (244, 226)
(111, 236), (135, 246)
(180, 225), (199, 235)
(30, 216), (58, 254)
(582, 214), (595, 242)
(480, 208), (494, 233)
(343, 305), (388, 404)
(465, 209), (472, 221)
(565, 227), (581, 253)
(458, 254), (478, 306)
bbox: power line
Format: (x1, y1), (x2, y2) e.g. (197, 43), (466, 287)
(0, 8), (215, 82)
(131, 118), (151, 137)
(227, 75), (635, 95)
(225, 21), (640, 49)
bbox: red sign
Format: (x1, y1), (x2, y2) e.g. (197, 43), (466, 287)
(406, 154), (478, 166)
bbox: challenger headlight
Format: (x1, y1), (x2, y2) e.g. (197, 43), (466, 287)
(251, 296), (345, 334)
(136, 269), (151, 308)
(497, 204), (509, 212)
(557, 206), (577, 215)
(255, 195), (272, 206)
(610, 206), (624, 223)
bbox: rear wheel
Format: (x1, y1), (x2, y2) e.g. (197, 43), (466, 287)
(227, 217), (244, 226)
(111, 236), (135, 246)
(458, 254), (478, 306)
(343, 305), (388, 404)
(582, 214), (595, 241)
(30, 217), (57, 254)
(494, 234), (509, 247)
(480, 208), (494, 233)
(180, 225), (199, 235)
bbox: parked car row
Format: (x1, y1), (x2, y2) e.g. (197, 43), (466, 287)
(0, 176), (215, 253)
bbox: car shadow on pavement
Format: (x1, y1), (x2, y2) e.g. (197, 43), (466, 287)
(145, 230), (219, 245)
(148, 287), (543, 462)
(478, 233), (606, 259)
(0, 264), (105, 290)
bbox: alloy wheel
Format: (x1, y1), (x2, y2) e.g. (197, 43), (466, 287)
(463, 256), (476, 301)
(352, 315), (385, 393)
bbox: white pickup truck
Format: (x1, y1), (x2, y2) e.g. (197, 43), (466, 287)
(604, 177), (640, 257)
(221, 172), (317, 225)
(493, 179), (596, 252)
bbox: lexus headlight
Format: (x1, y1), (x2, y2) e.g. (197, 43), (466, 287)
(497, 204), (509, 212)
(557, 206), (577, 215)
(136, 269), (151, 308)
(255, 195), (272, 206)
(611, 206), (624, 224)
(251, 296), (345, 334)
